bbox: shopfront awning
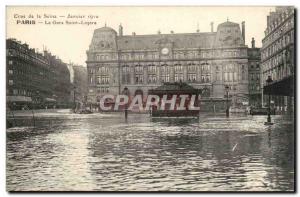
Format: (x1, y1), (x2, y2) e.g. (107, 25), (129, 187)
(45, 98), (57, 102)
(7, 96), (32, 102)
(263, 75), (294, 96)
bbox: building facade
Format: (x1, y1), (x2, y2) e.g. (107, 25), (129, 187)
(87, 21), (257, 111)
(68, 63), (88, 109)
(261, 6), (295, 114)
(6, 38), (72, 110)
(248, 38), (262, 107)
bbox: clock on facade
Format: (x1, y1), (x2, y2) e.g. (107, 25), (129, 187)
(161, 47), (169, 55)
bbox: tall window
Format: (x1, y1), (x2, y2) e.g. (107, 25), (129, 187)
(174, 64), (183, 82)
(134, 65), (143, 84)
(148, 74), (157, 83)
(98, 87), (109, 93)
(122, 65), (131, 84)
(224, 73), (228, 82)
(161, 64), (169, 83)
(135, 65), (143, 73)
(135, 74), (143, 84)
(216, 72), (221, 81)
(201, 63), (210, 72)
(224, 64), (238, 82)
(188, 73), (196, 82)
(229, 72), (233, 81)
(152, 53), (157, 59)
(241, 65), (246, 80)
(13, 89), (18, 95)
(188, 63), (197, 72)
(201, 63), (211, 83)
(98, 66), (109, 73)
(97, 76), (110, 84)
(234, 72), (238, 81)
(147, 64), (156, 73)
(175, 73), (183, 82)
(174, 64), (183, 72)
(187, 63), (197, 82)
(205, 75), (210, 82)
(161, 64), (169, 73)
(161, 74), (170, 82)
(89, 68), (94, 74)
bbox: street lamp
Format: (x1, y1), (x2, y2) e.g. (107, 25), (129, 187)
(73, 85), (76, 113)
(233, 86), (237, 108)
(225, 85), (230, 117)
(52, 94), (57, 109)
(122, 87), (130, 120)
(31, 90), (39, 127)
(35, 90), (40, 109)
(265, 75), (274, 125)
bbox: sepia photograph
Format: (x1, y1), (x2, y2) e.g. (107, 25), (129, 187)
(5, 5), (295, 192)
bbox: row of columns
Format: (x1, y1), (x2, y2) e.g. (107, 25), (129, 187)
(117, 63), (211, 85)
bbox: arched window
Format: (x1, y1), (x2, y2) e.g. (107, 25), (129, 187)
(242, 71), (245, 80)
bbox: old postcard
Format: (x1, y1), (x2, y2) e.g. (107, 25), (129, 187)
(6, 6), (295, 192)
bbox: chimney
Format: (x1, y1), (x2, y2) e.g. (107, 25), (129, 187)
(210, 22), (214, 32)
(241, 21), (245, 44)
(119, 24), (123, 36)
(170, 30), (174, 34)
(251, 37), (255, 48)
(158, 30), (161, 34)
(132, 32), (136, 36)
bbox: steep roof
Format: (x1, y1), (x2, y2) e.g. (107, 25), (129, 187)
(94, 26), (117, 33)
(218, 21), (239, 28)
(117, 32), (216, 50)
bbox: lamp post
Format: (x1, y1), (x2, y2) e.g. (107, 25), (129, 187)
(231, 86), (236, 110)
(118, 50), (121, 94)
(122, 87), (130, 120)
(73, 85), (76, 113)
(265, 76), (273, 125)
(52, 94), (57, 109)
(31, 90), (39, 127)
(225, 85), (229, 117)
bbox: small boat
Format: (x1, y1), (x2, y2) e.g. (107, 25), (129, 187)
(250, 107), (275, 115)
(79, 109), (93, 114)
(148, 82), (201, 118)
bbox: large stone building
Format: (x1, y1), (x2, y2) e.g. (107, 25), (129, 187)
(6, 38), (72, 110)
(67, 63), (88, 109)
(86, 20), (259, 111)
(248, 38), (262, 108)
(261, 6), (294, 114)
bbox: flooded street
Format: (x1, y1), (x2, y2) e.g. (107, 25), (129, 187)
(6, 111), (294, 191)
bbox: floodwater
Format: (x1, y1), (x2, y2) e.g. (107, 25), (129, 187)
(6, 110), (294, 191)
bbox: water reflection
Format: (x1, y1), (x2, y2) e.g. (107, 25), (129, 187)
(6, 113), (294, 191)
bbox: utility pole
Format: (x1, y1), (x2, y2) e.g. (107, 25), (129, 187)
(225, 85), (229, 117)
(122, 87), (129, 120)
(265, 76), (274, 125)
(117, 50), (121, 94)
(73, 85), (76, 113)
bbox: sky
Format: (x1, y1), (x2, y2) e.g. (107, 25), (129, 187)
(6, 6), (275, 66)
